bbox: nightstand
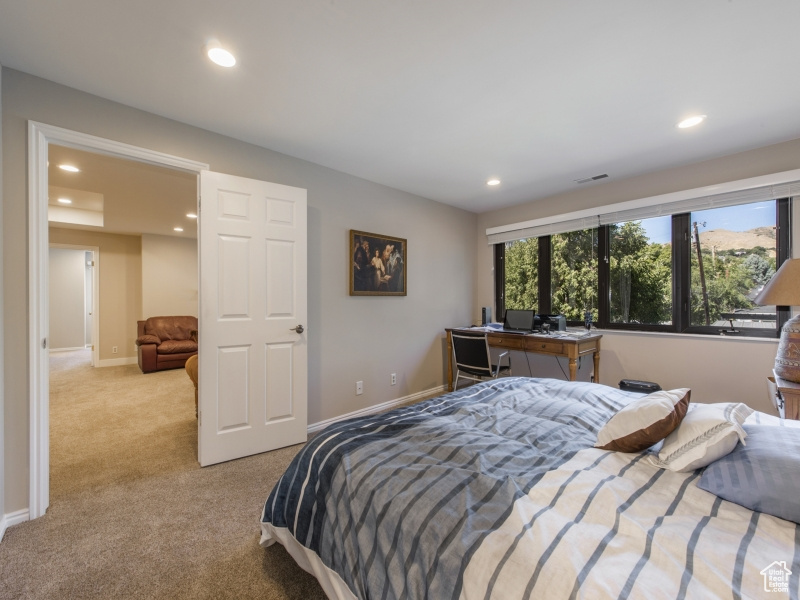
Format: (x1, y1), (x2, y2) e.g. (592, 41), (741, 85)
(772, 371), (800, 420)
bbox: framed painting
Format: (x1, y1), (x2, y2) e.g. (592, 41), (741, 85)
(350, 230), (406, 296)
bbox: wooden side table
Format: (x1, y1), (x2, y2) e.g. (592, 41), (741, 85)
(772, 371), (800, 421)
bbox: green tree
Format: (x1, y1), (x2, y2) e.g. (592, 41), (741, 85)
(504, 223), (774, 328)
(551, 229), (598, 321)
(742, 254), (774, 286)
(504, 238), (538, 310)
(609, 222), (671, 324)
(690, 248), (768, 325)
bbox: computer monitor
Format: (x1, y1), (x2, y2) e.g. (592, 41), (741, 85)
(503, 309), (536, 332)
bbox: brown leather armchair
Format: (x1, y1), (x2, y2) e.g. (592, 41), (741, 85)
(136, 316), (198, 373)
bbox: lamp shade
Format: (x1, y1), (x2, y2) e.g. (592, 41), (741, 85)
(755, 258), (800, 306)
(756, 258), (800, 384)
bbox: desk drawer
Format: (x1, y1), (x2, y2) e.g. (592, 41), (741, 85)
(488, 334), (526, 351)
(527, 340), (564, 354)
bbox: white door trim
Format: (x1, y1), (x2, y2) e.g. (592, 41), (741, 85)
(28, 121), (209, 519)
(49, 243), (100, 366)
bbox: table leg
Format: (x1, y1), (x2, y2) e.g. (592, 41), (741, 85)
(446, 332), (454, 392)
(593, 350), (600, 385)
(568, 358), (577, 381)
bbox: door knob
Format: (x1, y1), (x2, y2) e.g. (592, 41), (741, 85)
(291, 325), (305, 334)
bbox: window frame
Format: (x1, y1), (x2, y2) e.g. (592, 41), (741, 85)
(495, 198), (791, 339)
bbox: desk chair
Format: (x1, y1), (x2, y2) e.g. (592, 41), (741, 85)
(451, 331), (511, 389)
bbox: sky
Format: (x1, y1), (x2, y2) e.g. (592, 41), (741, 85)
(640, 200), (775, 244)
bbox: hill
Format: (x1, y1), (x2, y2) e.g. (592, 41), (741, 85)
(697, 227), (775, 257)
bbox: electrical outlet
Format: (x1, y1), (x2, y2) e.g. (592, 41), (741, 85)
(112, 346), (118, 354)
(356, 380), (363, 395)
(391, 373), (397, 386)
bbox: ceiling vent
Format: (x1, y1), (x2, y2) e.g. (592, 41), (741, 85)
(574, 173), (609, 184)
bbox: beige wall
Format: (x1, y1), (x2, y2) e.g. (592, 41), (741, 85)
(48, 247), (86, 349)
(598, 332), (778, 414)
(141, 234), (198, 319)
(475, 140), (800, 413)
(2, 69), (477, 514)
(49, 228), (142, 362)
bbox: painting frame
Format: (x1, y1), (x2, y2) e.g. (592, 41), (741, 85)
(350, 229), (407, 296)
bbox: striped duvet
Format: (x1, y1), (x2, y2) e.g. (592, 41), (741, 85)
(260, 377), (799, 599)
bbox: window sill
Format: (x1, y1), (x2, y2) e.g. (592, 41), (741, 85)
(591, 328), (779, 344)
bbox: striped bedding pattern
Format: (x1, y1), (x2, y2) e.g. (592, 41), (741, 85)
(260, 377), (800, 599)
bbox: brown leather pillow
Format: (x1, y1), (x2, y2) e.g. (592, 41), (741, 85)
(596, 388), (691, 453)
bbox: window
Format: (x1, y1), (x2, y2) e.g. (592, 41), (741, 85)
(551, 229), (597, 321)
(689, 201), (777, 330)
(503, 238), (538, 311)
(609, 217), (672, 326)
(496, 198), (791, 338)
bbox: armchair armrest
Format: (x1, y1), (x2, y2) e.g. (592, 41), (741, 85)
(138, 342), (159, 373)
(136, 334), (161, 346)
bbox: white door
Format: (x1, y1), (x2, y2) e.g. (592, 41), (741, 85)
(198, 171), (307, 466)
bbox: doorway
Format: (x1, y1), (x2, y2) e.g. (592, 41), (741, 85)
(29, 122), (209, 518)
(48, 245), (99, 366)
(29, 122), (309, 520)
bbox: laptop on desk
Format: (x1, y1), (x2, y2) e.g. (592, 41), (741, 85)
(501, 309), (536, 334)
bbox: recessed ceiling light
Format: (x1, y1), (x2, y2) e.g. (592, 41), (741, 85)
(677, 115), (707, 129)
(487, 178), (501, 186)
(57, 198), (72, 204)
(186, 213), (198, 219)
(174, 227), (184, 232)
(59, 164), (80, 172)
(205, 40), (236, 67)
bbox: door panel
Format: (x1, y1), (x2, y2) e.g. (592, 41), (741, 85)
(199, 171), (307, 466)
(265, 342), (294, 421)
(266, 240), (295, 316)
(218, 235), (250, 317)
(217, 345), (250, 431)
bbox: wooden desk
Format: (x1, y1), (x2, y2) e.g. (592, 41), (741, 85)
(445, 328), (602, 392)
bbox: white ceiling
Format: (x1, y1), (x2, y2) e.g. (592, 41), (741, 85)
(48, 145), (198, 239)
(2, 1), (800, 214)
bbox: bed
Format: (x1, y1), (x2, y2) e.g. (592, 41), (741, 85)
(260, 377), (800, 599)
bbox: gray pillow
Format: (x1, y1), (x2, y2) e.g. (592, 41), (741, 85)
(698, 424), (800, 524)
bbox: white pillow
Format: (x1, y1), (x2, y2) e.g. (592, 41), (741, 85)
(647, 402), (754, 472)
(595, 388), (691, 453)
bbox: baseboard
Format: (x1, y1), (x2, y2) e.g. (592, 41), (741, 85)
(307, 385), (447, 434)
(49, 347), (85, 353)
(0, 508), (30, 542)
(96, 357), (138, 368)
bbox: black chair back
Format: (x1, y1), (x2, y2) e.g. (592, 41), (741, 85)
(451, 332), (492, 378)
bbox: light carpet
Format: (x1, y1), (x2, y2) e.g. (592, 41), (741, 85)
(0, 350), (325, 599)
